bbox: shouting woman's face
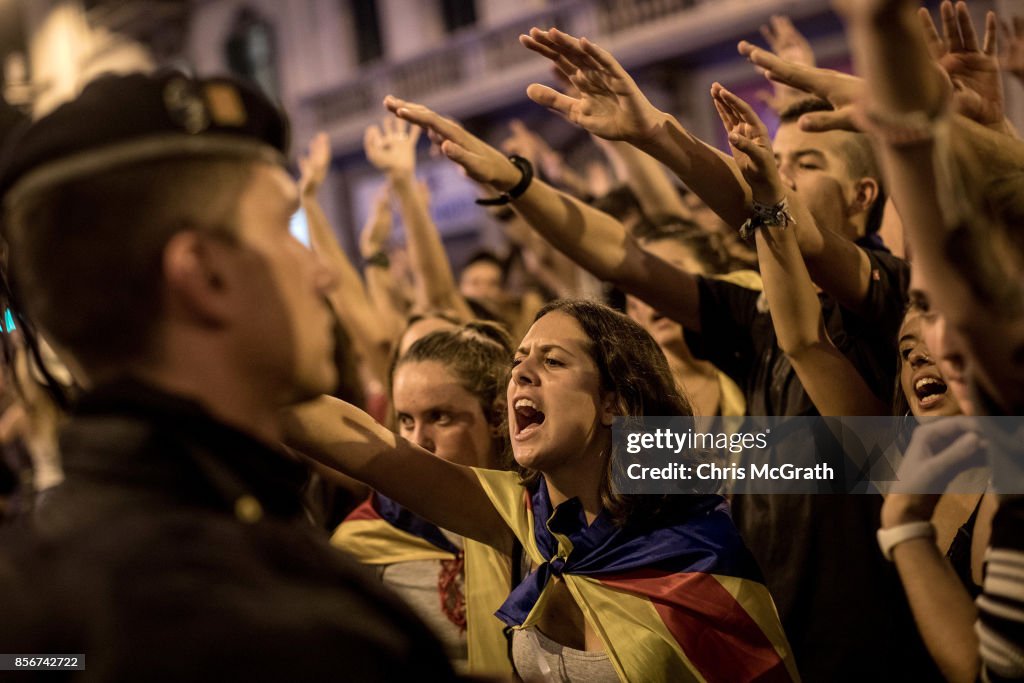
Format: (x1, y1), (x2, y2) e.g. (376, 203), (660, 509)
(508, 312), (614, 475)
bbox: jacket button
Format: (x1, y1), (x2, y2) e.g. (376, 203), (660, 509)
(234, 495), (263, 523)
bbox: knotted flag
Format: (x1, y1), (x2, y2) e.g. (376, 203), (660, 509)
(475, 468), (800, 683)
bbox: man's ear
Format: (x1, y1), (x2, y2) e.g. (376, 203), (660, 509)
(851, 177), (880, 216)
(162, 231), (233, 326)
(600, 391), (620, 428)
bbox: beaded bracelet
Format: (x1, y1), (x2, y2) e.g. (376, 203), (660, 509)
(739, 197), (794, 241)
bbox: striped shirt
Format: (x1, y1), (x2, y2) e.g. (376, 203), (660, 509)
(978, 496), (1024, 682)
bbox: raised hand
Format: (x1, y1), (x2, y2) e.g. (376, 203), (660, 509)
(919, 1), (1003, 126)
(519, 27), (666, 143)
(999, 17), (1024, 84)
(882, 417), (987, 527)
(299, 131), (332, 198)
(739, 40), (864, 132)
(761, 14), (817, 66)
(383, 95), (521, 190)
(757, 15), (818, 113)
(363, 116), (422, 177)
(710, 83), (784, 205)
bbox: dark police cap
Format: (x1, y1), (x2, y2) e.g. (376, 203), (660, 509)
(0, 71), (289, 206)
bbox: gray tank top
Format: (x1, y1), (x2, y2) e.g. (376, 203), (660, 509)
(511, 626), (619, 683)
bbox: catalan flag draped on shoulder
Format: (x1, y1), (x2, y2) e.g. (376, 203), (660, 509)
(474, 468), (800, 683)
(331, 493), (513, 677)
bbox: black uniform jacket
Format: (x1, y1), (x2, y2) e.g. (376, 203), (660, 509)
(0, 380), (457, 682)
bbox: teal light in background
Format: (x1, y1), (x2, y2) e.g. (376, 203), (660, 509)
(3, 308), (14, 333)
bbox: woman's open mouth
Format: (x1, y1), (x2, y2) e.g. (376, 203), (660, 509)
(513, 398), (546, 440)
(914, 375), (948, 409)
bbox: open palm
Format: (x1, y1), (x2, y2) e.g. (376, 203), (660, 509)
(520, 28), (664, 143)
(921, 2), (1004, 126)
(711, 84), (781, 203)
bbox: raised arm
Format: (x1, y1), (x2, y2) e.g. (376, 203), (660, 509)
(520, 28), (754, 230)
(299, 133), (391, 385)
(837, 0), (1017, 338)
(521, 27), (889, 320)
(592, 137), (691, 221)
(284, 396), (513, 554)
(712, 83), (886, 415)
(363, 119), (474, 320)
(358, 186), (405, 344)
(879, 416), (988, 683)
(737, 41), (884, 314)
(383, 95), (704, 331)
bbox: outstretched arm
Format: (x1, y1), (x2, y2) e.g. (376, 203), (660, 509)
(384, 95), (704, 331)
(284, 396), (513, 554)
(520, 27), (883, 317)
(364, 119), (474, 320)
(711, 83), (886, 415)
(299, 133), (391, 385)
(592, 137), (691, 221)
(739, 41), (881, 314)
(838, 0), (1024, 345)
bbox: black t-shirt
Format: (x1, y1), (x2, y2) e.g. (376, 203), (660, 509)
(683, 250), (940, 681)
(685, 248), (910, 416)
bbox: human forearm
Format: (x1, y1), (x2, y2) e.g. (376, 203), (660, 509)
(755, 205), (831, 357)
(384, 93), (702, 327)
(362, 264), (404, 344)
(598, 139), (690, 220)
(878, 422), (988, 682)
(389, 172), (472, 318)
(844, 1), (946, 116)
(358, 210), (405, 343)
(305, 195), (366, 303)
(284, 396), (512, 553)
(511, 178), (702, 330)
(889, 537), (980, 682)
(713, 82), (886, 415)
(755, 200), (886, 415)
(631, 113), (752, 229)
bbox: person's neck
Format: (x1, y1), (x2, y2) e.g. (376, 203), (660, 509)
(130, 361), (283, 446)
(541, 437), (609, 525)
(846, 218), (867, 243)
(662, 340), (714, 378)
